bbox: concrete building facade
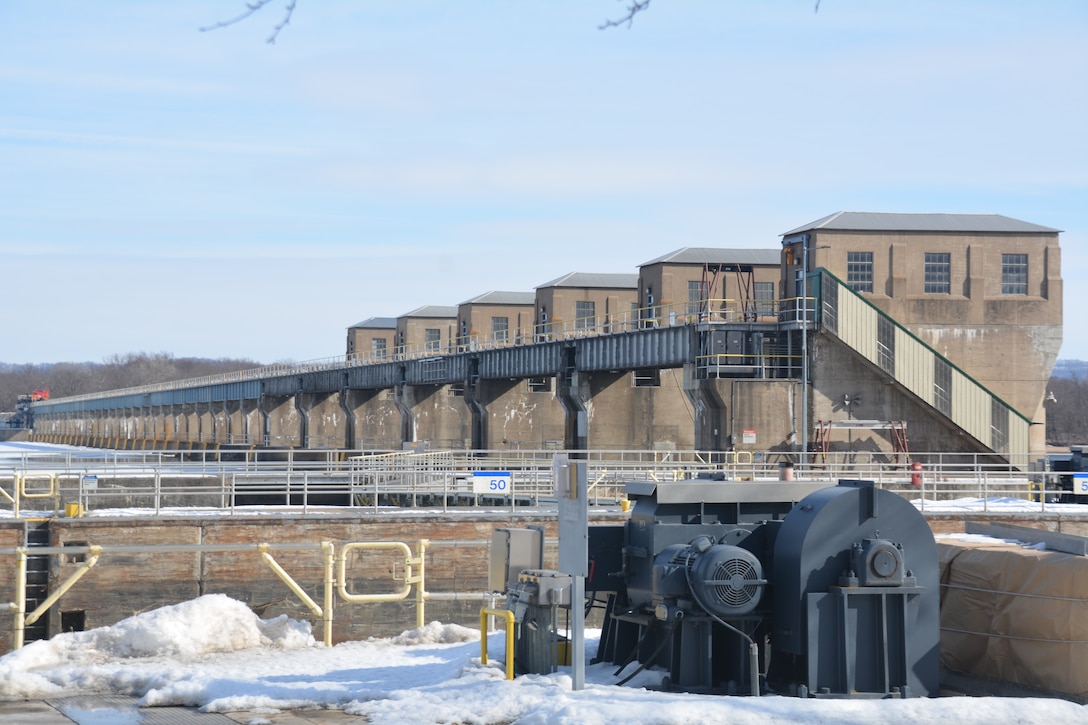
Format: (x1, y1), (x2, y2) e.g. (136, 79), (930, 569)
(456, 291), (536, 349)
(346, 317), (397, 362)
(638, 247), (782, 325)
(783, 212), (1062, 455)
(396, 306), (458, 356)
(534, 273), (638, 339)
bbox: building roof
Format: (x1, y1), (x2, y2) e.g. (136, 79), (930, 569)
(640, 247), (780, 266)
(459, 290), (536, 306)
(782, 211), (1060, 237)
(535, 272), (639, 290)
(399, 305), (458, 319)
(348, 316), (397, 330)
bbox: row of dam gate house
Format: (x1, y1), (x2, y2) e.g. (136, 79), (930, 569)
(30, 211), (1061, 465)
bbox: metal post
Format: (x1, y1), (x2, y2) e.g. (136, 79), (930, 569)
(801, 236), (809, 474)
(12, 548), (27, 649)
(571, 574), (585, 690)
(416, 539), (428, 629)
(322, 541), (334, 647)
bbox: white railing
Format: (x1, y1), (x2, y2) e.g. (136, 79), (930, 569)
(0, 448), (1074, 519)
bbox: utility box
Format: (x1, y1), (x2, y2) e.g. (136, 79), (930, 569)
(488, 527), (544, 593)
(515, 569), (572, 607)
(508, 569), (574, 675)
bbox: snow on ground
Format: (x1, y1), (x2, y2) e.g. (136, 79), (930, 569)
(0, 594), (1085, 725)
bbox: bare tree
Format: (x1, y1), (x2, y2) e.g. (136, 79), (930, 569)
(203, 1), (659, 41)
(599, 0), (654, 30)
(599, 1), (822, 30)
(200, 0), (297, 44)
(0, 354), (262, 413)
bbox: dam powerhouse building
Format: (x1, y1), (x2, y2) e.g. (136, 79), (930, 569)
(29, 211), (1062, 466)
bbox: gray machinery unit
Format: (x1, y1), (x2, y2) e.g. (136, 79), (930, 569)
(589, 479), (939, 698)
(489, 528), (573, 676)
(507, 569), (572, 675)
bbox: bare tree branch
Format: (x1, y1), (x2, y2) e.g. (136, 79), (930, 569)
(200, 0), (297, 44)
(599, 0), (652, 30)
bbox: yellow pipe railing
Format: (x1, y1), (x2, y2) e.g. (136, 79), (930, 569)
(336, 540), (431, 630)
(10, 545), (103, 649)
(19, 474), (57, 498)
(19, 546), (102, 649)
(337, 542), (413, 603)
(3, 538), (444, 651)
(480, 607), (516, 680)
(9, 550), (26, 650)
(413, 540), (428, 629)
(258, 541), (334, 646)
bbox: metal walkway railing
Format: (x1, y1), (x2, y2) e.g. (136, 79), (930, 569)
(1, 447), (1062, 519)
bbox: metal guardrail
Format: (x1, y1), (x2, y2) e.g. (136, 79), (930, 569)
(0, 448), (1075, 518)
(29, 297), (800, 410)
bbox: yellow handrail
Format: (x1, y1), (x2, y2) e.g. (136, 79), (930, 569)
(18, 474), (56, 498)
(12, 545), (102, 649)
(480, 607), (516, 680)
(258, 541), (335, 646)
(337, 542), (413, 603)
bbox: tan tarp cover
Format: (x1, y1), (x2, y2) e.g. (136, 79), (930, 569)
(938, 538), (1088, 698)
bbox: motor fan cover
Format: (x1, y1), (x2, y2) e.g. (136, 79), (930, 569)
(689, 545), (765, 617)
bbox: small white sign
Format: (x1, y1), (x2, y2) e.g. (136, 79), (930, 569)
(82, 475), (98, 490)
(1074, 473), (1088, 495)
(742, 429), (757, 445)
(473, 471), (511, 495)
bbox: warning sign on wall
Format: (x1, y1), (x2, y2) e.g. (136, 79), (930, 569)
(742, 429), (757, 445)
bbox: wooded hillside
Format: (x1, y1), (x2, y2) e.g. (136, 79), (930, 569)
(0, 353), (262, 412)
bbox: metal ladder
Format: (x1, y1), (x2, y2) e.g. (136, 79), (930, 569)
(23, 520), (51, 643)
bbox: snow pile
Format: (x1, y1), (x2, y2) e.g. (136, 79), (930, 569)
(1, 595), (1086, 723)
(0, 594), (314, 699)
(381, 620), (480, 647)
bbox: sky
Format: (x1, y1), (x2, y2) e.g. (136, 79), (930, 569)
(1, 1), (1086, 365)
(1, 593), (1086, 724)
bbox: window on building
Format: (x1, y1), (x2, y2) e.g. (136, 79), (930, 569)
(754, 282), (775, 317)
(934, 358), (952, 416)
(1001, 253), (1028, 295)
(847, 252), (874, 292)
(528, 377), (552, 393)
(877, 315), (895, 375)
(424, 328), (441, 351)
(924, 253), (951, 294)
(575, 300), (596, 330)
(371, 337), (387, 358)
(821, 274), (839, 335)
(687, 280), (707, 316)
(991, 398), (1009, 451)
(491, 316), (509, 342)
(536, 306), (549, 340)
